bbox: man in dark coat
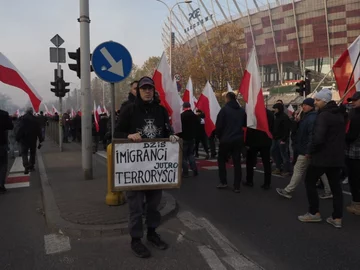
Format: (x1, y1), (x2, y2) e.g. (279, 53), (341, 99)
(114, 76), (177, 258)
(179, 102), (198, 177)
(244, 109), (274, 190)
(119, 80), (138, 114)
(215, 92), (247, 193)
(0, 109), (13, 194)
(195, 109), (210, 159)
(298, 88), (345, 228)
(271, 103), (291, 176)
(16, 108), (43, 174)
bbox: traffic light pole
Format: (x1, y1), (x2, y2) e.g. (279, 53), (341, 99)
(79, 0), (93, 180)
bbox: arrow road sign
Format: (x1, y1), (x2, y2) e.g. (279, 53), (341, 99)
(92, 41), (132, 83)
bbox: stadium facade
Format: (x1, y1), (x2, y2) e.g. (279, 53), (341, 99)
(162, 0), (360, 86)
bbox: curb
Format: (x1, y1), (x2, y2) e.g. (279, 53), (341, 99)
(37, 150), (177, 238)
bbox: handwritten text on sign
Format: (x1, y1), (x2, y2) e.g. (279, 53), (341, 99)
(113, 141), (180, 190)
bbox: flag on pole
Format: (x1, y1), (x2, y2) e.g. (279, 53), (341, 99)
(44, 104), (51, 116)
(93, 101), (99, 132)
(227, 82), (233, 92)
(239, 48), (272, 138)
(153, 53), (182, 134)
(52, 105), (58, 114)
(0, 52), (42, 112)
(196, 81), (221, 137)
(333, 35), (360, 103)
(287, 104), (295, 117)
(182, 77), (197, 111)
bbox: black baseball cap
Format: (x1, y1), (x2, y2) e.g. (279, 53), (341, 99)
(138, 77), (155, 89)
(347, 92), (360, 102)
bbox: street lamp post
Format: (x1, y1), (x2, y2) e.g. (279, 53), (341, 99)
(156, 0), (192, 76)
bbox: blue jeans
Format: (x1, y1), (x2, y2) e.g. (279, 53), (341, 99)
(182, 140), (197, 175)
(0, 144), (8, 188)
(271, 139), (291, 172)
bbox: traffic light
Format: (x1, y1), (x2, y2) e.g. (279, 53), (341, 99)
(68, 47), (94, 79)
(56, 78), (70, 98)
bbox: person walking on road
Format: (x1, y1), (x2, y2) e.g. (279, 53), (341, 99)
(37, 111), (47, 140)
(179, 102), (198, 178)
(345, 92), (360, 215)
(244, 108), (274, 190)
(16, 107), (42, 174)
(8, 115), (21, 159)
(298, 88), (345, 228)
(0, 109), (14, 194)
(194, 109), (210, 159)
(114, 76), (178, 258)
(215, 92), (247, 193)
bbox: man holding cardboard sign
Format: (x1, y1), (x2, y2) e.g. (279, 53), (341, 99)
(114, 76), (179, 258)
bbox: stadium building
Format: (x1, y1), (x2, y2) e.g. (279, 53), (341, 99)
(161, 0), (360, 87)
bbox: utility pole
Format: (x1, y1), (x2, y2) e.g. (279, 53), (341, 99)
(79, 0), (93, 180)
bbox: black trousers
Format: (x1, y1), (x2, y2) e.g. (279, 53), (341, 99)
(305, 165), (343, 219)
(246, 146), (271, 186)
(346, 158), (360, 202)
(218, 141), (242, 189)
(21, 141), (37, 169)
(195, 136), (209, 155)
(209, 131), (217, 156)
(126, 190), (162, 239)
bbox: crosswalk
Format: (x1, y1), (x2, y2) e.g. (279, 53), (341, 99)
(5, 155), (31, 189)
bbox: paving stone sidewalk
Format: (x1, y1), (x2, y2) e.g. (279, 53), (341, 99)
(39, 140), (167, 226)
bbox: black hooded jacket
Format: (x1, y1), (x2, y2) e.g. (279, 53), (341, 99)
(114, 91), (172, 139)
(272, 103), (290, 141)
(246, 109), (274, 148)
(215, 100), (246, 144)
(309, 101), (345, 167)
(119, 93), (136, 114)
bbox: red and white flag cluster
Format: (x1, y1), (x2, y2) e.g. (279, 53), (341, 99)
(93, 101), (100, 132)
(182, 77), (197, 111)
(0, 52), (42, 112)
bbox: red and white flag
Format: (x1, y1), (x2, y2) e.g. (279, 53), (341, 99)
(103, 105), (109, 116)
(196, 81), (221, 137)
(287, 104), (295, 117)
(227, 82), (234, 92)
(333, 35), (360, 103)
(15, 109), (20, 117)
(153, 53), (182, 134)
(44, 104), (51, 116)
(0, 52), (42, 112)
(182, 77), (197, 111)
(239, 48), (272, 138)
(93, 101), (100, 132)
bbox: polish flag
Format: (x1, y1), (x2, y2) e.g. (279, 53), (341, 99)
(52, 105), (58, 114)
(97, 105), (103, 116)
(0, 52), (42, 112)
(239, 48), (272, 138)
(196, 81), (221, 137)
(227, 82), (234, 92)
(71, 108), (76, 118)
(182, 77), (197, 111)
(103, 105), (109, 116)
(153, 53), (182, 133)
(333, 35), (360, 103)
(15, 109), (20, 117)
(93, 101), (99, 132)
(287, 104), (295, 117)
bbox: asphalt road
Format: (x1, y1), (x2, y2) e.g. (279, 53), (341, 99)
(169, 167), (360, 270)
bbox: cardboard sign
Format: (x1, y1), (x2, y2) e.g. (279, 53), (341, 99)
(112, 139), (182, 191)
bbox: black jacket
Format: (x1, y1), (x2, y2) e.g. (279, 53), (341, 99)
(195, 112), (206, 139)
(246, 109), (274, 148)
(0, 109), (13, 145)
(273, 107), (291, 141)
(215, 100), (247, 144)
(309, 101), (345, 167)
(114, 96), (172, 139)
(346, 107), (360, 144)
(295, 110), (317, 155)
(119, 93), (136, 114)
(16, 112), (42, 144)
(179, 109), (198, 141)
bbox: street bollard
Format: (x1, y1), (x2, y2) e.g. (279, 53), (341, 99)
(106, 143), (125, 206)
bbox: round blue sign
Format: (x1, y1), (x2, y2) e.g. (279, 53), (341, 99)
(92, 41), (133, 83)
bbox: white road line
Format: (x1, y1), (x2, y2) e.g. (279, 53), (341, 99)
(177, 211), (202, 230)
(10, 157), (26, 173)
(177, 231), (185, 243)
(96, 151), (107, 159)
(44, 234), (71, 255)
(7, 172), (28, 178)
(343, 191), (351, 196)
(198, 246), (227, 270)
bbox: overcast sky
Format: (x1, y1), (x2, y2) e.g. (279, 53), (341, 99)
(0, 0), (172, 107)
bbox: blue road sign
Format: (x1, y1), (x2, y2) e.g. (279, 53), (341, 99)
(92, 41), (133, 83)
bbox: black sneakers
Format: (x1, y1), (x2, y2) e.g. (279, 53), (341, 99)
(131, 239), (151, 258)
(147, 233), (168, 250)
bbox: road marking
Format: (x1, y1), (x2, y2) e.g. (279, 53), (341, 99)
(198, 246), (227, 270)
(177, 231), (185, 243)
(343, 191), (351, 196)
(96, 151), (107, 159)
(177, 211), (202, 230)
(44, 234), (71, 255)
(10, 156), (26, 173)
(5, 182), (30, 189)
(6, 172), (30, 189)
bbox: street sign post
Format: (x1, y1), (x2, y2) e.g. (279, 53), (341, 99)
(50, 47), (66, 63)
(50, 34), (65, 152)
(92, 41), (133, 136)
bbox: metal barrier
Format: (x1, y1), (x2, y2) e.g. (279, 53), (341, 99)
(46, 120), (59, 144)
